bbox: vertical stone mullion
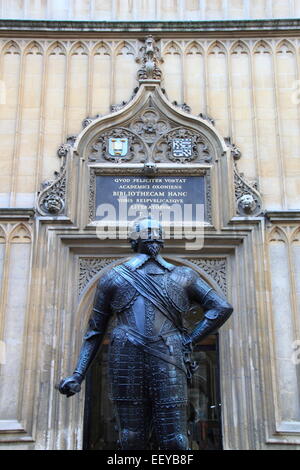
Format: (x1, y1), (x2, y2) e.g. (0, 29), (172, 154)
(207, 41), (229, 137)
(272, 40), (288, 209)
(268, 226), (300, 423)
(184, 41), (205, 115)
(33, 42), (47, 198)
(15, 41), (44, 207)
(289, 227), (300, 341)
(0, 226), (9, 350)
(91, 42), (112, 116)
(66, 41), (89, 136)
(87, 43), (93, 118)
(9, 42), (25, 207)
(230, 41), (257, 179)
(42, 42), (67, 181)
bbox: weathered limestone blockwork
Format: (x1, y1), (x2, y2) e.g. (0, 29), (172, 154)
(269, 227), (300, 411)
(1, 0), (297, 21)
(0, 11), (299, 451)
(1, 36), (300, 210)
(0, 218), (34, 442)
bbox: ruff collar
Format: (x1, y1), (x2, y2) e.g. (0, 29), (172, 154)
(124, 253), (175, 271)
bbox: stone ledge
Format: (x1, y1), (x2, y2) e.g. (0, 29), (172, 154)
(0, 208), (35, 220)
(1, 18), (300, 37)
(264, 210), (300, 223)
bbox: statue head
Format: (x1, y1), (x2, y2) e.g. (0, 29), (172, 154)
(43, 195), (64, 214)
(129, 217), (164, 257)
(238, 194), (256, 214)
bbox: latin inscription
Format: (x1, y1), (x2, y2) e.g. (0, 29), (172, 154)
(94, 175), (206, 222)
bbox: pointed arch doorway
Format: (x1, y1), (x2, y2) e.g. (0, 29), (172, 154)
(80, 257), (224, 451)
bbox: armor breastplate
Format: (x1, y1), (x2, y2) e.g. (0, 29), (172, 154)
(111, 258), (181, 335)
(110, 272), (137, 313)
(163, 270), (191, 314)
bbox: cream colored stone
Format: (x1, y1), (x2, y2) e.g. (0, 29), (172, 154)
(0, 13), (300, 451)
(250, 0), (269, 19)
(94, 0), (113, 20)
(229, 0), (245, 19)
(206, 0), (224, 20)
(1, 0), (300, 21)
(273, 0), (292, 18)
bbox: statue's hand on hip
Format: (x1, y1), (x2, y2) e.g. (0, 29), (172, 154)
(57, 373), (83, 397)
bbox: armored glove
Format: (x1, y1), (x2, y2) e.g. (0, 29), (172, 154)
(58, 372), (84, 398)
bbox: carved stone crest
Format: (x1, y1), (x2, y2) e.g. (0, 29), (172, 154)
(172, 138), (193, 158)
(108, 137), (129, 157)
(153, 128), (213, 164)
(89, 128), (146, 163)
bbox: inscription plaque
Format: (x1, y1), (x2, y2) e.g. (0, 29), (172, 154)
(94, 175), (207, 223)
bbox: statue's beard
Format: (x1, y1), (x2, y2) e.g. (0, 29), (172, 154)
(140, 241), (162, 258)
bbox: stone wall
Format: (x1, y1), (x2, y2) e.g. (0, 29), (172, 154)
(0, 0), (299, 21)
(1, 35), (300, 209)
(0, 2), (299, 451)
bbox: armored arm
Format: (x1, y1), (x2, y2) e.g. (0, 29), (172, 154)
(58, 273), (114, 397)
(187, 275), (233, 346)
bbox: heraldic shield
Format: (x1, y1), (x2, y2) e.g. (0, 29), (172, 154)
(108, 137), (128, 157)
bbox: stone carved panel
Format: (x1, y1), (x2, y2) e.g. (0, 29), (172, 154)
(129, 107), (171, 144)
(88, 89), (216, 166)
(78, 257), (121, 295)
(234, 168), (262, 217)
(88, 127), (147, 163)
(153, 128), (213, 164)
(225, 137), (263, 217)
(37, 136), (76, 216)
(187, 258), (227, 295)
(136, 35), (162, 81)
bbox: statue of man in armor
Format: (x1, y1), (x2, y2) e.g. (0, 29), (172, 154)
(58, 218), (233, 450)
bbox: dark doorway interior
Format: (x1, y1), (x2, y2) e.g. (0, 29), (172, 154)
(83, 334), (222, 450)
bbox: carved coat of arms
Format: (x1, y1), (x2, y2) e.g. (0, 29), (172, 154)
(108, 137), (128, 157)
(172, 138), (192, 158)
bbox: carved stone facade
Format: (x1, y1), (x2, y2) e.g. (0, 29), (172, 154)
(78, 257), (120, 295)
(0, 3), (300, 452)
(187, 258), (227, 295)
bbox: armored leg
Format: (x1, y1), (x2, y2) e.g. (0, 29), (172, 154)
(153, 403), (189, 450)
(114, 401), (152, 450)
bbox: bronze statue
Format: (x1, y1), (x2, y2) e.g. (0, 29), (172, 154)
(58, 218), (233, 450)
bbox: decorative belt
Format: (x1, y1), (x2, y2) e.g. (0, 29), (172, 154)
(116, 325), (188, 376)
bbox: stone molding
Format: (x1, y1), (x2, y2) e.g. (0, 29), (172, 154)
(265, 211), (300, 223)
(1, 19), (300, 37)
(0, 208), (35, 220)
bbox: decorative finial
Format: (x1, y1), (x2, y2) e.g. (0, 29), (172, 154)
(137, 35), (162, 82)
